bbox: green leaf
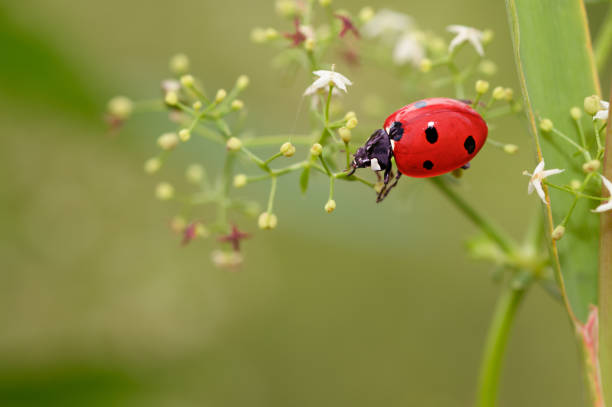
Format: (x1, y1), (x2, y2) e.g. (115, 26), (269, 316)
(506, 0), (600, 323)
(299, 166), (310, 194)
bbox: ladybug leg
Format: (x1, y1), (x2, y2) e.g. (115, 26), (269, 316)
(376, 171), (402, 203)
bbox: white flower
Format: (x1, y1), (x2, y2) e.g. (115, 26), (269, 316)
(594, 100), (609, 121)
(447, 25), (485, 56)
(392, 32), (424, 66)
(303, 69), (352, 96)
(523, 160), (565, 205)
(362, 9), (414, 38)
(592, 175), (612, 213)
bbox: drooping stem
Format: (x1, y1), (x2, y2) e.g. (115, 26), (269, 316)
(476, 283), (528, 407)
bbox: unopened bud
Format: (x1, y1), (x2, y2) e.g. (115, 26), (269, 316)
(478, 59), (497, 76)
(475, 80), (490, 94)
(165, 91), (178, 106)
(155, 182), (174, 200)
(503, 144), (518, 154)
(492, 86), (505, 100)
(570, 106), (582, 120)
(482, 29), (494, 45)
(583, 159), (601, 173)
(539, 118), (553, 132)
(276, 0), (297, 17)
(251, 27), (267, 43)
(310, 143), (323, 156)
(236, 75), (250, 90)
(179, 128), (191, 142)
(504, 88), (514, 101)
(226, 137), (242, 151)
(552, 225), (565, 241)
(570, 179), (582, 190)
(233, 174), (248, 188)
(324, 199), (336, 213)
(169, 53), (189, 75)
(359, 7), (374, 23)
(192, 100), (202, 111)
(215, 89), (227, 103)
(346, 117), (358, 129)
(420, 58), (432, 73)
(304, 38), (315, 51)
(319, 0), (332, 7)
(265, 28), (279, 40)
(584, 95), (601, 115)
(258, 212), (278, 230)
(107, 96), (133, 119)
(157, 132), (179, 150)
(231, 100), (244, 111)
(280, 142), (296, 157)
(338, 127), (351, 142)
(185, 164), (204, 183)
(180, 74), (194, 88)
(144, 157), (161, 174)
(344, 111), (357, 121)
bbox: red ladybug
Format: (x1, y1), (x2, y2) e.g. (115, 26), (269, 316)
(348, 98), (488, 201)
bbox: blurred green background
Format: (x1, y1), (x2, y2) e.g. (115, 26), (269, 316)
(2, 0), (609, 405)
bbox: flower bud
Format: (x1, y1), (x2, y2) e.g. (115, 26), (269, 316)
(179, 128), (191, 142)
(478, 59), (497, 76)
(346, 117), (358, 129)
(195, 223), (210, 238)
(583, 159), (601, 173)
(359, 7), (374, 23)
(192, 100), (202, 111)
(231, 100), (244, 111)
(475, 79), (490, 94)
(503, 144), (518, 154)
(144, 157), (161, 174)
(276, 0), (297, 17)
(310, 143), (323, 156)
(482, 29), (494, 45)
(319, 0), (331, 7)
(226, 137), (242, 151)
(338, 127), (351, 143)
(107, 96), (133, 119)
(258, 212), (278, 230)
(504, 88), (514, 101)
(169, 53), (189, 75)
(324, 199), (336, 213)
(157, 132), (179, 150)
(233, 174), (248, 188)
(215, 89), (227, 103)
(584, 95), (601, 115)
(185, 164), (204, 183)
(552, 225), (565, 241)
(419, 58), (432, 73)
(539, 118), (553, 132)
(180, 74), (194, 88)
(236, 75), (250, 90)
(492, 86), (505, 100)
(165, 91), (179, 106)
(251, 27), (267, 43)
(304, 38), (315, 51)
(570, 106), (582, 121)
(265, 27), (279, 40)
(280, 142), (296, 157)
(570, 179), (582, 190)
(155, 182), (174, 200)
(344, 111), (357, 121)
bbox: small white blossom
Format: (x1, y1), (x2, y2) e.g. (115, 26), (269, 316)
(447, 25), (485, 56)
(392, 33), (425, 66)
(304, 70), (352, 96)
(592, 175), (612, 213)
(523, 160), (565, 205)
(362, 9), (414, 38)
(594, 100), (609, 121)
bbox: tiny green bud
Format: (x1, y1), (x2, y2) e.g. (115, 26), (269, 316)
(346, 117), (358, 129)
(195, 224), (210, 238)
(492, 86), (505, 100)
(186, 164), (204, 183)
(280, 142), (296, 157)
(265, 27), (279, 40)
(584, 95), (601, 115)
(233, 174), (248, 188)
(179, 128), (191, 142)
(236, 75), (250, 90)
(155, 182), (174, 200)
(504, 88), (514, 101)
(503, 144), (518, 154)
(552, 225), (565, 241)
(475, 80), (490, 94)
(324, 199), (336, 213)
(180, 74), (194, 88)
(144, 157), (161, 174)
(419, 58), (432, 73)
(338, 127), (351, 143)
(570, 106), (582, 121)
(359, 7), (375, 23)
(481, 29), (494, 45)
(344, 111), (356, 121)
(304, 38), (315, 51)
(319, 0), (331, 7)
(570, 179), (582, 190)
(258, 212), (278, 230)
(583, 159), (601, 173)
(169, 53), (190, 75)
(107, 96), (133, 119)
(276, 0), (297, 17)
(478, 59), (497, 76)
(193, 101), (202, 111)
(310, 143), (323, 156)
(165, 91), (178, 106)
(539, 118), (553, 132)
(215, 89), (227, 103)
(231, 100), (244, 111)
(251, 27), (267, 43)
(157, 132), (179, 150)
(226, 137), (242, 151)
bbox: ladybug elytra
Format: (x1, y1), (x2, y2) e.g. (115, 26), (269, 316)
(348, 98), (488, 201)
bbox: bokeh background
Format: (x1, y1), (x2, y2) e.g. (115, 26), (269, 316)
(2, 0), (610, 405)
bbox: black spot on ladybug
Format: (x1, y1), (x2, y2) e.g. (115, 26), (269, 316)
(464, 136), (476, 154)
(425, 124), (438, 144)
(389, 121), (404, 141)
(423, 160), (434, 170)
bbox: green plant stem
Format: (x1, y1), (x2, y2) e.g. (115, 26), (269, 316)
(429, 177), (516, 255)
(595, 5), (612, 73)
(477, 283), (527, 407)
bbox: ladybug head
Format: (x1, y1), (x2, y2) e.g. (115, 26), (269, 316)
(349, 129), (393, 173)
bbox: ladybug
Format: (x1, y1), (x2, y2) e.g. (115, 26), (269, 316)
(348, 98), (488, 201)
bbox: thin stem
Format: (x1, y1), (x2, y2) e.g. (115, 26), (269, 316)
(266, 176), (278, 213)
(344, 141), (351, 168)
(476, 283), (527, 407)
(324, 85), (333, 125)
(429, 177), (516, 255)
(595, 5), (612, 73)
(550, 128), (591, 161)
(594, 120), (604, 155)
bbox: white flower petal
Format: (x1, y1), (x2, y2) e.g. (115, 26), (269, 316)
(594, 109), (609, 121)
(533, 180), (547, 204)
(601, 174), (612, 195)
(593, 201), (612, 213)
(446, 25), (484, 56)
(363, 9), (414, 38)
(527, 180), (535, 194)
(541, 168), (565, 177)
(600, 100), (610, 109)
(534, 160), (546, 174)
(393, 33), (424, 66)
